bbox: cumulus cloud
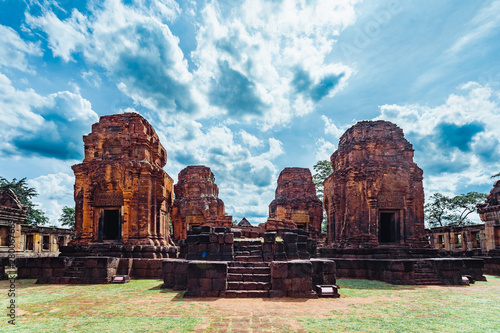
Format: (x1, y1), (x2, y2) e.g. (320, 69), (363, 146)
(192, 0), (355, 127)
(28, 172), (74, 226)
(0, 24), (42, 72)
(321, 115), (347, 138)
(151, 115), (285, 224)
(315, 138), (336, 161)
(0, 72), (98, 159)
(377, 82), (500, 197)
(239, 130), (263, 148)
(28, 0), (200, 115)
(26, 0), (356, 127)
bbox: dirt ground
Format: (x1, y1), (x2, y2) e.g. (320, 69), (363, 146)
(182, 294), (401, 332)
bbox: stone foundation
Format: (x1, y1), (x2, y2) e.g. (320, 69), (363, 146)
(332, 258), (485, 285)
(59, 244), (179, 259)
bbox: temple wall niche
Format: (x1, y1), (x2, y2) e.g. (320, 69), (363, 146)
(71, 112), (173, 247)
(171, 166), (232, 241)
(323, 120), (426, 248)
(268, 168), (323, 238)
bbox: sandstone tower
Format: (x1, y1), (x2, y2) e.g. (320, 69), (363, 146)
(171, 166), (232, 240)
(269, 168), (323, 238)
(323, 120), (426, 248)
(70, 113), (173, 246)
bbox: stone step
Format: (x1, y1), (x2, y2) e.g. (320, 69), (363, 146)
(234, 240), (262, 246)
(234, 255), (264, 262)
(228, 267), (270, 275)
(229, 262), (269, 268)
(235, 250), (262, 256)
(227, 274), (271, 282)
(220, 290), (269, 298)
(234, 245), (262, 251)
(227, 281), (271, 291)
(415, 280), (442, 285)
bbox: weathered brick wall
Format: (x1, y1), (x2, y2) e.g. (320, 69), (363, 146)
(270, 260), (313, 297)
(185, 227), (234, 261)
(184, 261), (228, 297)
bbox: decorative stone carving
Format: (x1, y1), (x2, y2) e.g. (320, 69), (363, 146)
(70, 112), (173, 246)
(323, 120), (426, 248)
(268, 168), (323, 238)
(171, 166), (232, 240)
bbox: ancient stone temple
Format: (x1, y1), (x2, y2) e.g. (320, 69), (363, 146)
(477, 180), (500, 253)
(268, 168), (323, 238)
(323, 120), (426, 248)
(171, 166), (232, 241)
(70, 112), (174, 247)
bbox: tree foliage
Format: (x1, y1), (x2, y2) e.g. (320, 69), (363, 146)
(312, 160), (333, 234)
(0, 177), (48, 226)
(492, 172), (500, 178)
(425, 192), (487, 227)
(312, 160), (332, 200)
(59, 206), (75, 229)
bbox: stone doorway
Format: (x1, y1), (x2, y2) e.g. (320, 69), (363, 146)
(379, 211), (399, 243)
(100, 209), (121, 242)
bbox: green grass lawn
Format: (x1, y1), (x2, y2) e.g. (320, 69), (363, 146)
(1, 276), (499, 332)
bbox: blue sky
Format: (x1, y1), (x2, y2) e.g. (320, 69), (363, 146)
(1, 0), (499, 226)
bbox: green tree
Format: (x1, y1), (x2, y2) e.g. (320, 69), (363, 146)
(312, 160), (332, 200)
(448, 192), (487, 226)
(312, 160), (333, 234)
(59, 206), (75, 229)
(492, 172), (500, 178)
(424, 193), (453, 227)
(0, 177), (48, 226)
(425, 192), (487, 227)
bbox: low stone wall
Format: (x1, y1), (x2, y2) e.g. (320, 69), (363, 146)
(13, 257), (67, 280)
(185, 261), (228, 297)
(478, 257), (500, 276)
(59, 244), (179, 258)
(317, 247), (442, 259)
(311, 259), (337, 286)
(36, 257), (119, 284)
(162, 259), (188, 290)
(1, 257), (165, 281)
(333, 258), (484, 285)
(116, 258), (164, 279)
(270, 260), (314, 297)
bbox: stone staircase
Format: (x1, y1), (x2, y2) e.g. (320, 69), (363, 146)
(64, 257), (86, 278)
(234, 240), (263, 262)
(413, 261), (442, 285)
(224, 262), (271, 297)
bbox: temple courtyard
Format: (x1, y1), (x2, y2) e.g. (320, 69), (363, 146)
(3, 276), (500, 332)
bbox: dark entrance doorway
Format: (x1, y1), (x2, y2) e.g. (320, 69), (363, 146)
(379, 211), (399, 243)
(102, 209), (120, 241)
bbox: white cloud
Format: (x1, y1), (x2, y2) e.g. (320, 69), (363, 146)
(26, 0), (357, 128)
(377, 82), (500, 199)
(315, 138), (336, 161)
(239, 130), (263, 147)
(321, 115), (347, 138)
(0, 72), (98, 159)
(26, 9), (88, 62)
(192, 0), (356, 128)
(151, 115), (285, 224)
(0, 24), (42, 72)
(28, 172), (74, 226)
